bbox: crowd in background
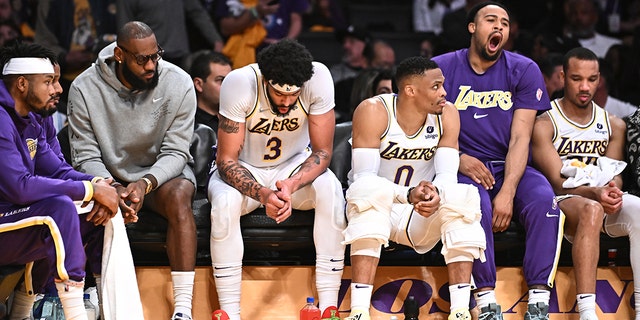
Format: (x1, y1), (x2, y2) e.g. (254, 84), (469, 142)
(0, 0), (637, 117)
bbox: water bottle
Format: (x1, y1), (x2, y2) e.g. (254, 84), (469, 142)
(84, 293), (97, 320)
(299, 296), (321, 320)
(608, 248), (617, 267)
(403, 295), (419, 320)
(53, 296), (66, 320)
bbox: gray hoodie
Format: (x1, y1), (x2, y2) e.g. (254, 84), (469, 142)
(68, 42), (196, 186)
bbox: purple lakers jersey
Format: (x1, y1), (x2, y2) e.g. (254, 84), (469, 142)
(433, 49), (550, 162)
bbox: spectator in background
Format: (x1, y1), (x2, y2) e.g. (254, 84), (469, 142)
(563, 0), (621, 58)
(347, 67), (394, 119)
(369, 39), (395, 71)
(116, 0), (223, 70)
(189, 51), (232, 132)
(303, 0), (347, 32)
(538, 52), (565, 99)
(440, 0), (484, 52)
(34, 0), (117, 109)
(215, 0), (308, 69)
(67, 21), (198, 320)
(0, 18), (21, 46)
(413, 0), (465, 35)
(594, 57), (638, 118)
(330, 25), (371, 84)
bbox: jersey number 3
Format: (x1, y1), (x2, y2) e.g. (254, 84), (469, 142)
(263, 137), (282, 160)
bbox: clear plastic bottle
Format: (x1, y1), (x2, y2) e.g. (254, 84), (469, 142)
(53, 296), (66, 320)
(299, 296), (321, 320)
(84, 293), (97, 320)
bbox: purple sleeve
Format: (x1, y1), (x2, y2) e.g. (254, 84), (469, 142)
(0, 122), (89, 205)
(513, 61), (550, 112)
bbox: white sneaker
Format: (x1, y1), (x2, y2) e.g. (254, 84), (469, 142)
(84, 286), (100, 319)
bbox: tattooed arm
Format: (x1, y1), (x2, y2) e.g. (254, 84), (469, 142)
(216, 115), (282, 209)
(277, 109), (335, 194)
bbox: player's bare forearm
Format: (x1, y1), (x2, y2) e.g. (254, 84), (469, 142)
(218, 160), (265, 203)
(286, 149), (331, 191)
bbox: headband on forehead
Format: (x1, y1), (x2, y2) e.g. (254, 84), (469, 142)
(268, 80), (301, 94)
(2, 57), (54, 75)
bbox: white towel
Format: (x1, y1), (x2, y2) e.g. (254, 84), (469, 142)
(100, 212), (145, 320)
(561, 157), (627, 188)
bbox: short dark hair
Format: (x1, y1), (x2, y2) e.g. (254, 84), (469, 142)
(395, 56), (439, 85)
(563, 47), (598, 73)
(189, 51), (231, 80)
(0, 42), (57, 77)
(117, 21), (154, 46)
(538, 52), (564, 78)
(257, 39), (314, 87)
(467, 1), (511, 24)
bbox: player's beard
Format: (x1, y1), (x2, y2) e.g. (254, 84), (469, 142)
(481, 48), (501, 61)
(267, 92), (297, 117)
(121, 61), (159, 91)
(26, 86), (57, 117)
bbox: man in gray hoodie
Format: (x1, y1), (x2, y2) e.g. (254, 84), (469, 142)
(67, 21), (197, 320)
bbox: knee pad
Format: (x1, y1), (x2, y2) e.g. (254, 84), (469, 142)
(438, 183), (486, 263)
(343, 176), (395, 246)
(209, 189), (243, 241)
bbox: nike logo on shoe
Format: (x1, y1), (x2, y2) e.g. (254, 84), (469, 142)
(473, 112), (488, 119)
(152, 97), (163, 103)
(545, 211), (559, 218)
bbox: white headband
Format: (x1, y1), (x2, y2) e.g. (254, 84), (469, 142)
(2, 57), (54, 75)
(268, 80), (301, 94)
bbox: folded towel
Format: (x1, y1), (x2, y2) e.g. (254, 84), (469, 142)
(561, 157), (627, 188)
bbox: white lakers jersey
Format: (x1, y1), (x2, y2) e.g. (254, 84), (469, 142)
(376, 94), (442, 186)
(218, 62), (335, 168)
(547, 99), (611, 165)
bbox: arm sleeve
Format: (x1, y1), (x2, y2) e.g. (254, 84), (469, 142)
(0, 127), (88, 204)
(432, 146), (459, 189)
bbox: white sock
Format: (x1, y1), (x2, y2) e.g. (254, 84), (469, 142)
(56, 281), (88, 320)
(576, 293), (597, 319)
(212, 263), (242, 320)
(528, 289), (550, 305)
(8, 283), (35, 320)
(93, 275), (103, 320)
(171, 271), (195, 317)
(315, 255), (344, 311)
(474, 290), (497, 309)
(449, 283), (471, 312)
(350, 283), (373, 311)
